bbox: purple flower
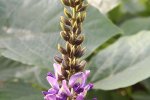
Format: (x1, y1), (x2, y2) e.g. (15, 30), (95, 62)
(53, 63), (62, 80)
(42, 63), (95, 100)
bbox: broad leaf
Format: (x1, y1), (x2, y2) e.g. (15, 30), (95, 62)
(0, 0), (122, 68)
(87, 89), (129, 100)
(120, 0), (147, 14)
(132, 78), (150, 100)
(120, 17), (150, 35)
(132, 92), (150, 100)
(0, 56), (49, 88)
(0, 81), (43, 100)
(87, 0), (120, 14)
(88, 31), (150, 90)
(0, 57), (29, 81)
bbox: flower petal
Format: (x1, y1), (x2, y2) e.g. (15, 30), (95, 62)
(46, 72), (59, 90)
(44, 94), (56, 100)
(73, 83), (84, 94)
(48, 88), (58, 94)
(69, 72), (85, 87)
(42, 91), (50, 96)
(76, 94), (84, 100)
(80, 83), (93, 97)
(85, 70), (90, 78)
(59, 80), (71, 96)
(53, 63), (62, 79)
(84, 83), (93, 91)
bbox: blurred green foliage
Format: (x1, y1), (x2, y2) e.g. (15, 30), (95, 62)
(0, 0), (150, 100)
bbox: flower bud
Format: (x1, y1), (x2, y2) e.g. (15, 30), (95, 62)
(75, 0), (80, 5)
(80, 12), (86, 22)
(66, 42), (71, 53)
(61, 0), (70, 6)
(64, 8), (72, 18)
(75, 47), (85, 57)
(60, 31), (70, 41)
(79, 60), (86, 68)
(58, 44), (68, 55)
(69, 0), (75, 7)
(54, 55), (63, 63)
(75, 34), (84, 45)
(76, 27), (81, 35)
(61, 68), (69, 78)
(78, 4), (88, 12)
(69, 34), (76, 45)
(62, 60), (70, 70)
(60, 22), (70, 32)
(60, 16), (71, 26)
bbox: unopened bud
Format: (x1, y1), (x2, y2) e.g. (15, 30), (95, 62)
(75, 34), (84, 45)
(60, 22), (70, 32)
(75, 47), (85, 57)
(69, 0), (75, 7)
(62, 60), (69, 70)
(78, 4), (88, 12)
(80, 12), (86, 22)
(58, 44), (67, 55)
(64, 8), (72, 18)
(54, 55), (63, 63)
(80, 60), (87, 68)
(72, 22), (78, 33)
(60, 16), (71, 26)
(66, 42), (71, 53)
(61, 68), (69, 78)
(76, 27), (81, 35)
(61, 0), (70, 6)
(60, 31), (70, 41)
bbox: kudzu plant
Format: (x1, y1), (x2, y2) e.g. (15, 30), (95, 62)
(1, 0), (150, 100)
(42, 0), (96, 100)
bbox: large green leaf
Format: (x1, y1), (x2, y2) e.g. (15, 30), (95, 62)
(87, 89), (130, 100)
(132, 78), (150, 100)
(0, 81), (43, 100)
(88, 31), (150, 90)
(0, 57), (28, 81)
(0, 56), (49, 88)
(120, 17), (150, 35)
(0, 0), (122, 68)
(120, 0), (146, 14)
(132, 92), (150, 100)
(142, 78), (150, 92)
(87, 0), (120, 14)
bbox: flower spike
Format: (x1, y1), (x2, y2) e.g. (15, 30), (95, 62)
(43, 0), (96, 99)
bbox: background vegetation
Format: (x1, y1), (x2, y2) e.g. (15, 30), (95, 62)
(0, 0), (150, 100)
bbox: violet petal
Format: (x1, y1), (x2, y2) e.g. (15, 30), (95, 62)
(76, 94), (84, 100)
(58, 80), (71, 96)
(69, 72), (86, 87)
(44, 94), (56, 100)
(46, 73), (59, 90)
(53, 63), (62, 79)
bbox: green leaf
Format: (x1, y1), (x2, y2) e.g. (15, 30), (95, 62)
(120, 0), (146, 14)
(88, 31), (150, 90)
(1, 34), (60, 68)
(87, 0), (120, 14)
(0, 0), (122, 68)
(132, 78), (150, 100)
(132, 92), (150, 100)
(0, 81), (43, 100)
(120, 17), (150, 35)
(0, 56), (49, 88)
(131, 79), (150, 100)
(141, 78), (150, 92)
(0, 57), (30, 81)
(87, 89), (130, 100)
